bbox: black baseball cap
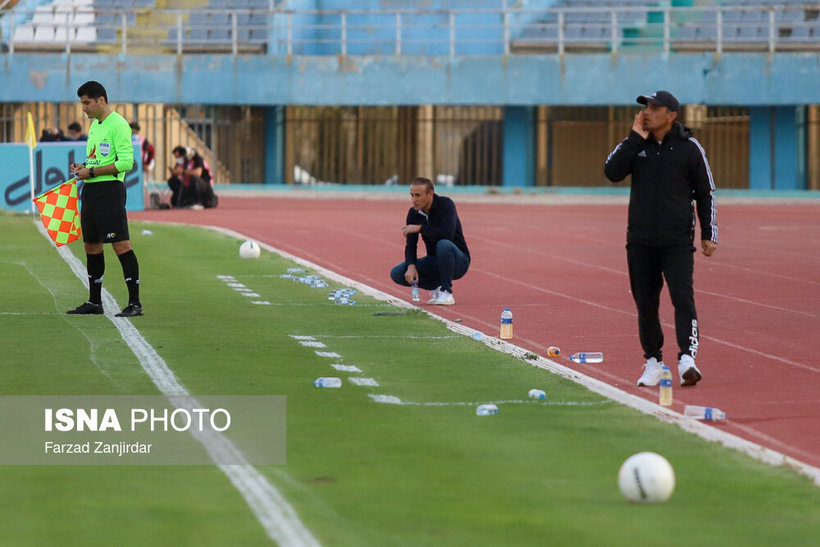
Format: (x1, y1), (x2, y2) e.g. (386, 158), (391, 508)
(636, 90), (679, 112)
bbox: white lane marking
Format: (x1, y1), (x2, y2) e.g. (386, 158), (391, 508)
(299, 341), (327, 348)
(348, 377), (379, 387)
(203, 225), (820, 487)
(290, 335), (316, 341)
(368, 395), (610, 407)
(315, 351), (341, 358)
(44, 224), (319, 546)
(331, 364), (362, 373)
(314, 334), (459, 340)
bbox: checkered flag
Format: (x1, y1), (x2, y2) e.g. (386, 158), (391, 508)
(33, 179), (81, 247)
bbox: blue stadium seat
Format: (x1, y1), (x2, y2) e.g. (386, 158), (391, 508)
(94, 27), (116, 43)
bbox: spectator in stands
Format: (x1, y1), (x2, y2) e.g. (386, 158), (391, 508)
(39, 127), (64, 142)
(129, 122), (155, 181)
(167, 146), (217, 208)
(65, 121), (88, 141)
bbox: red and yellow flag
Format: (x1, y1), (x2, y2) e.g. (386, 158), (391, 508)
(33, 179), (81, 246)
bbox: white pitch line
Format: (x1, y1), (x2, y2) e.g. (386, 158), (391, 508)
(348, 377), (379, 387)
(44, 224), (319, 546)
(368, 395), (611, 407)
(203, 225), (820, 487)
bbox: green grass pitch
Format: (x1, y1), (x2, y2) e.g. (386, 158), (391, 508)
(1, 211), (819, 546)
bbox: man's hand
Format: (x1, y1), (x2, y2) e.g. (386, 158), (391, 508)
(701, 240), (717, 257)
(73, 168), (92, 180)
(404, 264), (418, 285)
(632, 111), (649, 139)
(401, 224), (422, 238)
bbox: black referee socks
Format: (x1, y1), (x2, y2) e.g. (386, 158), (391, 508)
(117, 250), (141, 306)
(86, 252), (105, 305)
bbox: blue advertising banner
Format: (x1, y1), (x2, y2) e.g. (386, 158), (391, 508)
(0, 140), (143, 212)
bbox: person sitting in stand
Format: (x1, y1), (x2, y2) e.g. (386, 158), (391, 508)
(39, 127), (64, 142)
(167, 146), (217, 208)
(65, 121), (88, 141)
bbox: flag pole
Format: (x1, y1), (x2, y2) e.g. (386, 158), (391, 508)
(29, 146), (35, 216)
(25, 112), (38, 216)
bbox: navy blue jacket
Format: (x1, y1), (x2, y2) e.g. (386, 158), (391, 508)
(404, 193), (470, 264)
(604, 122), (718, 246)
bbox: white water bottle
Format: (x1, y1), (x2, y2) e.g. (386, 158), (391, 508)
(500, 308), (513, 339)
(476, 403), (499, 416)
(528, 389), (546, 400)
(411, 280), (420, 302)
(684, 405), (726, 421)
(569, 352), (603, 364)
(313, 377), (342, 388)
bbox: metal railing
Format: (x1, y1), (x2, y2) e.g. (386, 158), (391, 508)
(1, 5), (818, 56)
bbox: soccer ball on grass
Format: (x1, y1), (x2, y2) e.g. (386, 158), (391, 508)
(617, 451), (675, 503)
(239, 240), (261, 259)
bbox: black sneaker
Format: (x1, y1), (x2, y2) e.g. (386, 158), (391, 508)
(67, 302), (104, 315)
(115, 304), (144, 317)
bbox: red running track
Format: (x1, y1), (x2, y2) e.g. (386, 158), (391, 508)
(132, 193), (820, 469)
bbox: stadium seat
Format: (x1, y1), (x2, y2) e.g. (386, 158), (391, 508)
(33, 25), (55, 41)
(75, 26), (98, 42)
(94, 27), (117, 43)
(13, 25), (36, 42)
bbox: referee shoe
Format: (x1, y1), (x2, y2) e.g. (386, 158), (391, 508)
(66, 302), (104, 315)
(116, 303), (144, 317)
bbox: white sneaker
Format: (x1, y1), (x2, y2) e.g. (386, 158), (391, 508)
(678, 354), (702, 386)
(430, 290), (455, 306)
(636, 357), (663, 386)
(426, 286), (441, 304)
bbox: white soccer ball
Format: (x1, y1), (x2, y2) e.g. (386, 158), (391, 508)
(239, 240), (261, 259)
(618, 452), (675, 503)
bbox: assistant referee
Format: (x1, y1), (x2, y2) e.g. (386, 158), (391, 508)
(67, 81), (143, 318)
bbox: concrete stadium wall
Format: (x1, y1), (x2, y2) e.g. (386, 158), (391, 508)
(1, 52), (819, 106)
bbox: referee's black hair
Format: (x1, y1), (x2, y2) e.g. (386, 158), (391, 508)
(77, 81), (108, 103)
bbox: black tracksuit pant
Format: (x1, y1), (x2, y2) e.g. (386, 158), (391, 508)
(626, 241), (699, 363)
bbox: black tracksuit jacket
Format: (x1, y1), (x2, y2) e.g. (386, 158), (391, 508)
(404, 194), (470, 265)
(604, 122), (718, 246)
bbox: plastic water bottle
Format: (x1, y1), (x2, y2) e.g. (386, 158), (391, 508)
(476, 403), (499, 416)
(313, 377), (342, 388)
(569, 352), (603, 364)
(684, 405), (726, 421)
(500, 308), (513, 339)
(528, 389), (546, 400)
(659, 366), (673, 406)
(546, 346), (560, 357)
(411, 280), (420, 302)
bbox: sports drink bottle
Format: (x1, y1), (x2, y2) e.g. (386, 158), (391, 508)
(500, 308), (513, 339)
(659, 366), (673, 406)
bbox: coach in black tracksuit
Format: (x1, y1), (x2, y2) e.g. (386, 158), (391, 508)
(605, 90), (718, 388)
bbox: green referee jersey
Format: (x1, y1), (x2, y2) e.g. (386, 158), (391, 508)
(84, 110), (134, 183)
